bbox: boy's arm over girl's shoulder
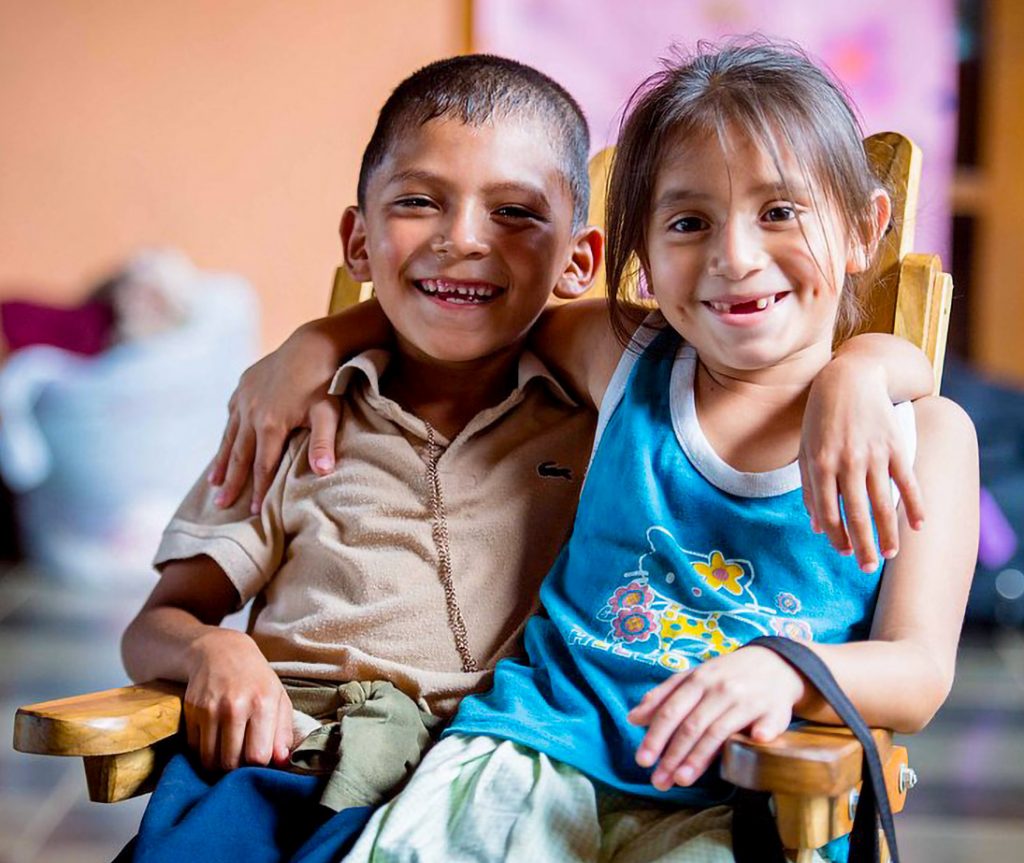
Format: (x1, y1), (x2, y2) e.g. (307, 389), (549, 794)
(629, 394), (978, 791)
(208, 298), (934, 570)
(795, 394), (978, 728)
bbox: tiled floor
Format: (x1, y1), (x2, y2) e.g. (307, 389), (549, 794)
(2, 564), (1023, 862)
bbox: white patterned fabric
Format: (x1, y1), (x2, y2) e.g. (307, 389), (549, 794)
(344, 733), (826, 863)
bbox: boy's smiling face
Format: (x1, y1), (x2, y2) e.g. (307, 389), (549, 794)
(343, 116), (597, 365)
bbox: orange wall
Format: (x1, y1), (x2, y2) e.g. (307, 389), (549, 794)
(0, 1), (468, 349)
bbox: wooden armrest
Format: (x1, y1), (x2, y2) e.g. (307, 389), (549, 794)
(722, 723), (892, 797)
(14, 680), (186, 757)
(722, 724), (912, 851)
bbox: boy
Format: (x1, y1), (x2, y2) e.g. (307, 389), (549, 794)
(119, 54), (601, 862)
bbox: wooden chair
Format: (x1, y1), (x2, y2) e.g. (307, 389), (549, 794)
(13, 133), (952, 861)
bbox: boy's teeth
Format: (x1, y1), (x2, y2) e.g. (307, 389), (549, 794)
(419, 279), (499, 300)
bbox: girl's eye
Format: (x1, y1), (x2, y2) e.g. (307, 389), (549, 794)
(670, 216), (709, 233)
(764, 205), (797, 223)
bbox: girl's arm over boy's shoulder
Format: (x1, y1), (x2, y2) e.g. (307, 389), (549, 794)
(210, 299), (393, 512)
(797, 395), (978, 729)
(629, 395), (978, 791)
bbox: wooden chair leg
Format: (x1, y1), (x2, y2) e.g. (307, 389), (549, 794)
(82, 737), (179, 803)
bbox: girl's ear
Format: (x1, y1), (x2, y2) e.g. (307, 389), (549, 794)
(846, 189), (892, 274)
(553, 225), (604, 299)
(340, 207), (372, 282)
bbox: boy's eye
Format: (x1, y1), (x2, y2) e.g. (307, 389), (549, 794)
(669, 216), (709, 233)
(763, 205), (797, 223)
(395, 196), (435, 209)
(494, 205), (543, 221)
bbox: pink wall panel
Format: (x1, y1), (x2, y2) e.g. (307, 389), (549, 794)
(475, 0), (957, 261)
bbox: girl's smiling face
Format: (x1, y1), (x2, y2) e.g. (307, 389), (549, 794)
(645, 127), (882, 380)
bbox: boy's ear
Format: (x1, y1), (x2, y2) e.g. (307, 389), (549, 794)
(846, 189), (892, 274)
(553, 225), (604, 300)
(340, 206), (372, 282)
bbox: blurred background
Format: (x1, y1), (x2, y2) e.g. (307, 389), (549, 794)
(0, 1), (1021, 860)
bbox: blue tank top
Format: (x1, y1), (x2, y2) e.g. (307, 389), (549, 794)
(449, 320), (916, 806)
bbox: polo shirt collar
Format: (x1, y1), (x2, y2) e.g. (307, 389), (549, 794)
(328, 349), (578, 408)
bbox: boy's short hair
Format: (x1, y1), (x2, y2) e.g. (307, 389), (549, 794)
(357, 54), (591, 228)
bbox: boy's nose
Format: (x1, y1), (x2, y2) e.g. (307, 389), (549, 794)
(435, 207), (491, 259)
(707, 218), (767, 280)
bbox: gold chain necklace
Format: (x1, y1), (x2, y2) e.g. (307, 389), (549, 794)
(424, 422), (478, 674)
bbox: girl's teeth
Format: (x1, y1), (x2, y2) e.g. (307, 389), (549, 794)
(709, 296), (776, 313)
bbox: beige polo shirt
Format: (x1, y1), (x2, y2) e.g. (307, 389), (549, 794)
(154, 349), (595, 717)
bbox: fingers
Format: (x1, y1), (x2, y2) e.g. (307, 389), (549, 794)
(250, 422), (289, 515)
(628, 670), (692, 728)
(798, 451), (819, 534)
(890, 451), (925, 531)
(185, 701), (201, 755)
(186, 692), (280, 771)
(651, 699), (751, 790)
(749, 707), (791, 742)
(839, 469), (878, 573)
(633, 676), (702, 772)
(806, 455), (852, 556)
(273, 692), (295, 765)
(185, 698), (225, 772)
(209, 410), (241, 487)
(218, 706), (248, 772)
(866, 461), (899, 563)
(307, 399), (341, 476)
(242, 695), (280, 767)
(216, 425), (256, 510)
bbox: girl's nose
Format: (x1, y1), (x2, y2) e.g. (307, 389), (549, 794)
(707, 218), (767, 280)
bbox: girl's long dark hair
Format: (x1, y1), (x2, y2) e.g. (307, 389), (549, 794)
(605, 38), (889, 346)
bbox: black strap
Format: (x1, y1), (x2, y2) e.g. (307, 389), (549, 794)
(731, 636), (900, 863)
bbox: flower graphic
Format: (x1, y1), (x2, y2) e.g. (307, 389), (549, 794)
(608, 581), (653, 613)
(771, 618), (814, 642)
(612, 607), (657, 643)
(691, 551), (746, 596)
(775, 592), (802, 615)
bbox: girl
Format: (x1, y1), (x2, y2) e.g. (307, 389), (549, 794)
(337, 42), (979, 863)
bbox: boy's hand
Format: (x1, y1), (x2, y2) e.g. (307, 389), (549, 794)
(209, 322), (342, 514)
(183, 628), (295, 772)
(628, 647), (803, 791)
(800, 356), (925, 572)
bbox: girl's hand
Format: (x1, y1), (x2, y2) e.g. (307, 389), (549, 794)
(209, 322), (342, 514)
(800, 356), (925, 572)
(628, 646), (804, 791)
(183, 628), (295, 772)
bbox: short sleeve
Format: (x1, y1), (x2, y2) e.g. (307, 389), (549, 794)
(152, 434), (305, 606)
